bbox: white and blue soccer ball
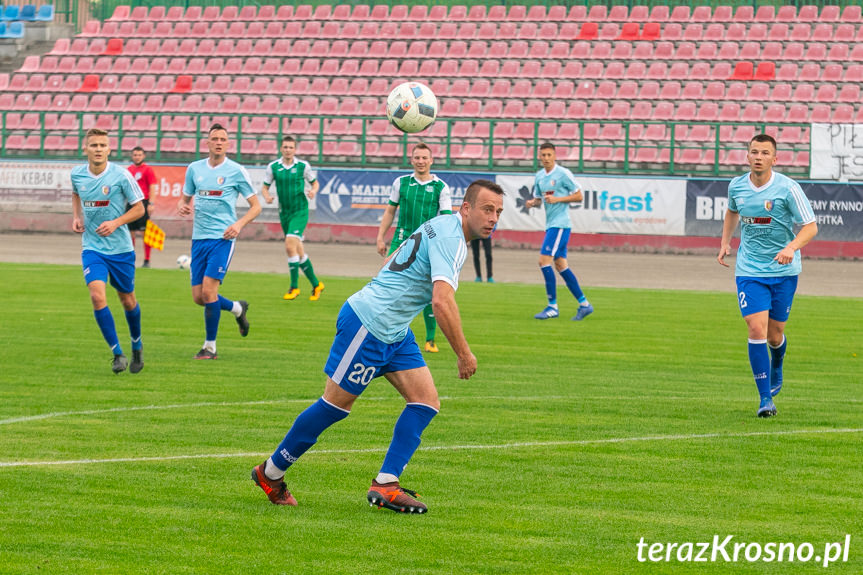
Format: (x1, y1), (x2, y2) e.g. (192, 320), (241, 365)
(177, 254), (191, 269)
(386, 82), (438, 134)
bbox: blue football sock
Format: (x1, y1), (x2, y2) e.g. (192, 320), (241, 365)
(769, 335), (787, 370)
(124, 304), (142, 351)
(379, 403), (438, 478)
(94, 306), (122, 356)
(217, 295), (234, 311)
(540, 265), (557, 305)
(748, 339), (771, 399)
(559, 267), (586, 303)
(204, 301), (221, 341)
(270, 397), (349, 471)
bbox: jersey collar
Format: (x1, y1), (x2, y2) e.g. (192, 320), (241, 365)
(411, 174), (436, 184)
(87, 161), (112, 178)
(278, 157), (299, 169)
(747, 171), (775, 192)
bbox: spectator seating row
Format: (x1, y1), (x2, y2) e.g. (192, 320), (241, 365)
(1, 4), (53, 21)
(0, 20), (23, 37)
(6, 69), (862, 107)
(77, 18), (863, 43)
(1, 91), (856, 126)
(16, 54), (863, 84)
(103, 4), (863, 25)
(49, 35), (863, 62)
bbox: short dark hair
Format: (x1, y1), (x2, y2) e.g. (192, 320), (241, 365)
(131, 146), (145, 154)
(208, 123), (228, 136)
(539, 142), (555, 151)
(85, 128), (108, 141)
(464, 179), (504, 205)
(749, 134), (777, 150)
(412, 142), (432, 155)
(281, 135), (296, 144)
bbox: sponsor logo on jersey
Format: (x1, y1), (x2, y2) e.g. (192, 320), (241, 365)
(764, 200), (774, 211)
(741, 216), (772, 224)
(198, 190), (223, 197)
(102, 186), (110, 195)
(134, 172), (142, 180)
(83, 200), (110, 207)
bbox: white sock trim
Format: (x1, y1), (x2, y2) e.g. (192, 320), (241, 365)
(299, 255), (308, 264)
(748, 338), (767, 344)
(230, 301), (242, 317)
(287, 255), (300, 263)
(769, 335), (786, 349)
(321, 396), (351, 414)
(406, 402), (440, 414)
(204, 340), (216, 352)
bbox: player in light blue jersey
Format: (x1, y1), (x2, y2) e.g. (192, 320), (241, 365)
(71, 128), (146, 374)
(718, 134), (818, 418)
(525, 142), (594, 321)
(252, 180), (504, 514)
(177, 124), (262, 360)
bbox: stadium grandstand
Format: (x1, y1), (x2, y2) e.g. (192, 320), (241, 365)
(0, 1), (860, 176)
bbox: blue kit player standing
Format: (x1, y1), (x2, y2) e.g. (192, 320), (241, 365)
(252, 180), (504, 514)
(71, 128), (146, 374)
(525, 142), (593, 321)
(177, 123), (262, 359)
(718, 134), (818, 418)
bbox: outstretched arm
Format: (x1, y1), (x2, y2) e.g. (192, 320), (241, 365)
(431, 280), (476, 380)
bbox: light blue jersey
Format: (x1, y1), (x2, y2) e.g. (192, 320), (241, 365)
(534, 164), (579, 230)
(183, 157), (256, 240)
(348, 213), (468, 344)
(71, 162), (143, 255)
(728, 171), (816, 277)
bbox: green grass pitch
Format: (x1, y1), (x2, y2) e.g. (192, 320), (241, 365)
(0, 263), (860, 574)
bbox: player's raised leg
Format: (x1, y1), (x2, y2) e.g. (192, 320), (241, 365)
(253, 378), (354, 505)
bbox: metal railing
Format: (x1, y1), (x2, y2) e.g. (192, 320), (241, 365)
(0, 111), (811, 177)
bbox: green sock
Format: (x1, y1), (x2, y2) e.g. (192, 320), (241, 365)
(300, 258), (319, 287)
(424, 304), (436, 342)
(289, 262), (300, 290)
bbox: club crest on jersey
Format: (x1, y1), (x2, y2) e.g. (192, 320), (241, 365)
(764, 200), (774, 211)
(102, 186), (110, 195)
(217, 176), (225, 185)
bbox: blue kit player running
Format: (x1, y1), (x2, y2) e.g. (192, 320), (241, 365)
(71, 128), (146, 374)
(525, 142), (593, 321)
(718, 134), (818, 418)
(252, 180), (504, 514)
(177, 124), (262, 360)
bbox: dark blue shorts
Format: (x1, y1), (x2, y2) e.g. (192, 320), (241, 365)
(736, 275), (798, 322)
(540, 227), (570, 259)
(324, 302), (427, 396)
(190, 238), (235, 286)
(82, 250), (136, 293)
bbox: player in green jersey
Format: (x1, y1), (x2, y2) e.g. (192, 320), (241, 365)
(376, 143), (453, 353)
(261, 136), (324, 301)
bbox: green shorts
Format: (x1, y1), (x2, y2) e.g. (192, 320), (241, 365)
(279, 209), (309, 238)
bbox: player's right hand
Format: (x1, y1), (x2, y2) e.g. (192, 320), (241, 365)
(457, 352), (477, 380)
(177, 200), (191, 216)
(72, 218), (84, 233)
(717, 245), (731, 267)
(264, 195), (274, 204)
(376, 238), (387, 257)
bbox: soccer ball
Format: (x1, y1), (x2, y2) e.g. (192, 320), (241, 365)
(177, 254), (191, 269)
(386, 82), (438, 133)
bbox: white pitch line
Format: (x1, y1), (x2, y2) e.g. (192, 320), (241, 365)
(1, 427), (860, 468)
(0, 396), (576, 426)
(2, 395), (859, 426)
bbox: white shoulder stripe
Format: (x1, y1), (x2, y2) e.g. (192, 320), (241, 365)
(789, 183), (814, 221)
